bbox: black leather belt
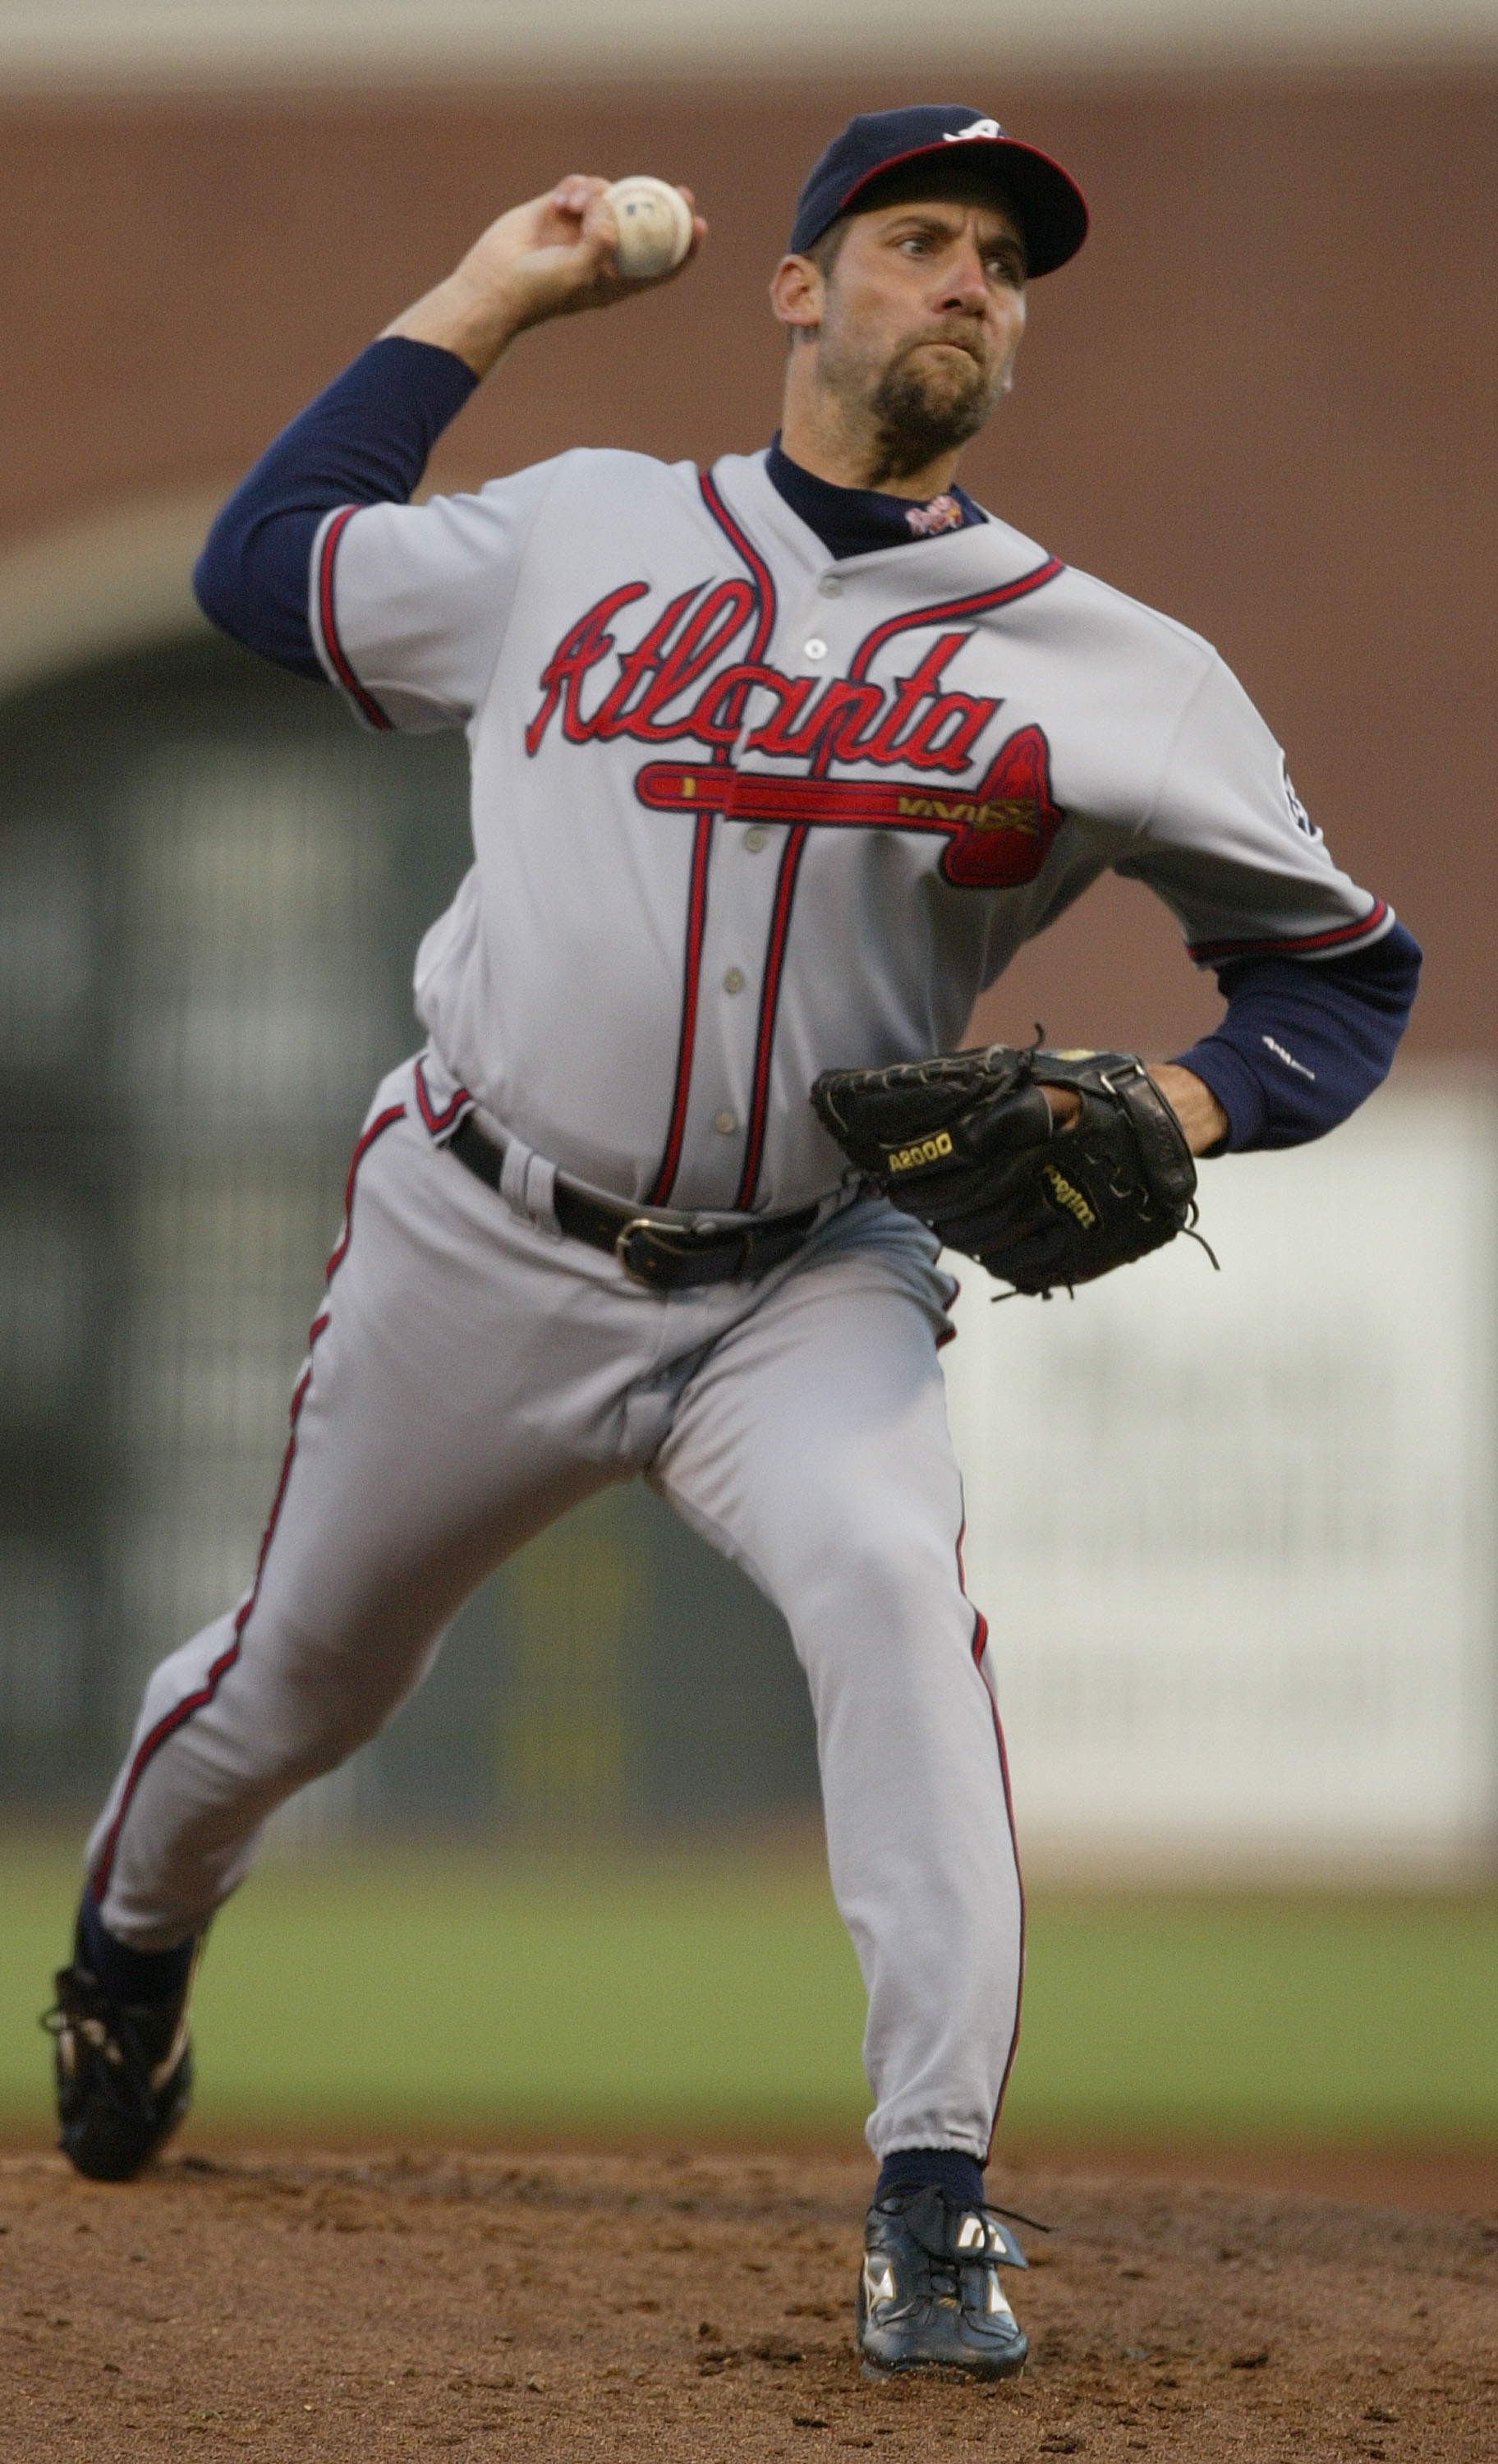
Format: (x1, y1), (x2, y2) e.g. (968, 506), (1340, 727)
(447, 1112), (821, 1290)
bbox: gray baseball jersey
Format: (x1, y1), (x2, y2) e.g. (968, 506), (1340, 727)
(310, 448), (1387, 1216)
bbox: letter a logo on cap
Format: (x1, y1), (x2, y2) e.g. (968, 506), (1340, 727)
(789, 105), (1090, 276)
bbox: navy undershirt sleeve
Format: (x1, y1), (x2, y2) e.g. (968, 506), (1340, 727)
(192, 337), (479, 678)
(1173, 921), (1421, 1152)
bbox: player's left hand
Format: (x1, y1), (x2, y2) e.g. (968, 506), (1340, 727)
(1041, 1061), (1226, 1156)
(384, 177), (707, 377)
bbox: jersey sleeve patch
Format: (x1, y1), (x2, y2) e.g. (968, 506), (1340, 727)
(1280, 753), (1321, 842)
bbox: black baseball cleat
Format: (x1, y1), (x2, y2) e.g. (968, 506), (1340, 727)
(43, 1936), (195, 2182)
(856, 2182), (1029, 2379)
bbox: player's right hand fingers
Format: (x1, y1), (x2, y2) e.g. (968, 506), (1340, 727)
(467, 178), (622, 324)
(539, 174), (611, 243)
(460, 173), (702, 340)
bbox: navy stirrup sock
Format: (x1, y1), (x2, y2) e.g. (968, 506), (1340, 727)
(78, 1892), (195, 2007)
(875, 2148), (987, 2211)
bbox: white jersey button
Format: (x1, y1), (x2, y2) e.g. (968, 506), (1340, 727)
(819, 577), (843, 598)
(743, 827), (769, 852)
(723, 967), (746, 994)
(713, 1110), (738, 1135)
(804, 638), (828, 662)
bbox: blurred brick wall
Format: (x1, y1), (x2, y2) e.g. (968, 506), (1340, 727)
(1, 72), (1491, 1058)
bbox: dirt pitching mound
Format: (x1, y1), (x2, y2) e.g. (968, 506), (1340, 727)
(2, 2146), (1494, 2461)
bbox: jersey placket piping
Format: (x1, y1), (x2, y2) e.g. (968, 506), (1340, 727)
(646, 471), (779, 1210)
(733, 809), (815, 1213)
(645, 812), (716, 1206)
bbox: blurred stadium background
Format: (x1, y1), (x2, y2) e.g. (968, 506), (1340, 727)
(0, 0), (1495, 2160)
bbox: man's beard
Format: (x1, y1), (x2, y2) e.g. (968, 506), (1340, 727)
(866, 335), (997, 485)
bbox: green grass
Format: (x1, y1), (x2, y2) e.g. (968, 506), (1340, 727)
(4, 1837), (1496, 2145)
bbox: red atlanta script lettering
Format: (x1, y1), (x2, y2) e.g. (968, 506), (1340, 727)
(525, 580), (1064, 889)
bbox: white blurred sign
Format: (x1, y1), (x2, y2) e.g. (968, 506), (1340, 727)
(941, 1077), (1498, 1879)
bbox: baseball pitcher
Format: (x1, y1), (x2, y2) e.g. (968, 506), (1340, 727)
(48, 106), (1418, 2379)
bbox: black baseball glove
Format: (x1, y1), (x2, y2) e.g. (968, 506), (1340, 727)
(811, 1043), (1204, 1297)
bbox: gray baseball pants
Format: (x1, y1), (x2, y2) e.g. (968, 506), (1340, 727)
(85, 1055), (1024, 2162)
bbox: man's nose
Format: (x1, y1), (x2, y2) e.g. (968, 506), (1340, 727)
(934, 241), (990, 314)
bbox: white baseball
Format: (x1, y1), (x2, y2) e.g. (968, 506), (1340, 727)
(603, 177), (693, 281)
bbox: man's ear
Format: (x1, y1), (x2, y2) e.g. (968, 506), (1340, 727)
(770, 252), (824, 340)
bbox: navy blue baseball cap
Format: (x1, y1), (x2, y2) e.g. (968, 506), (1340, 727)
(790, 105), (1089, 279)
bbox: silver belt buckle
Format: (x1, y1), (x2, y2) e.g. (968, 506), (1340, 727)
(615, 1216), (667, 1284)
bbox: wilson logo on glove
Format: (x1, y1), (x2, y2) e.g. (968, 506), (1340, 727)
(1039, 1165), (1098, 1230)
